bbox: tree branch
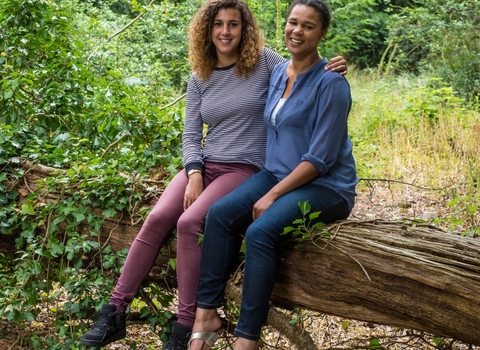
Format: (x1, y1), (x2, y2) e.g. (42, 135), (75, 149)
(359, 177), (448, 191)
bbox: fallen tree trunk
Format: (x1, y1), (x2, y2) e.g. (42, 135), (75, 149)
(2, 159), (480, 346)
(272, 221), (480, 346)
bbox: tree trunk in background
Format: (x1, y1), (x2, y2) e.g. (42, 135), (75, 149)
(2, 159), (480, 346)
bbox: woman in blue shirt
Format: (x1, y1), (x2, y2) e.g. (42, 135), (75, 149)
(188, 0), (357, 349)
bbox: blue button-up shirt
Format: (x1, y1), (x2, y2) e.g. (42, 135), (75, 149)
(264, 58), (358, 211)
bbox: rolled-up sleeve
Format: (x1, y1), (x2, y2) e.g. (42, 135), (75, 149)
(302, 77), (351, 175)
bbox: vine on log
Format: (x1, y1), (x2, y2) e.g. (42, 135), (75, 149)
(2, 159), (480, 347)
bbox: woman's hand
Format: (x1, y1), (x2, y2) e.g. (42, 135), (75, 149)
(252, 193), (276, 221)
(325, 56), (348, 76)
(183, 173), (203, 210)
(252, 162), (320, 220)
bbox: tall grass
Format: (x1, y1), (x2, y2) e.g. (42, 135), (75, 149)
(348, 71), (479, 234)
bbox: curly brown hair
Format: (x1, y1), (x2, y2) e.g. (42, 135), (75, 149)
(188, 0), (264, 81)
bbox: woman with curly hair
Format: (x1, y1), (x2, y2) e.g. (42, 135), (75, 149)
(79, 1), (347, 349)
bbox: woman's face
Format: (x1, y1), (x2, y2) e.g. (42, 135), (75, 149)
(284, 4), (326, 57)
(211, 8), (243, 63)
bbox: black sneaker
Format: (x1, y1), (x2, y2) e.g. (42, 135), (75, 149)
(161, 321), (192, 350)
(80, 304), (126, 348)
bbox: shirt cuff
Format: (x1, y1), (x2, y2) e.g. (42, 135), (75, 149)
(185, 162), (204, 176)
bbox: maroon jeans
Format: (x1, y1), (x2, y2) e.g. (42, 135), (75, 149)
(109, 161), (258, 326)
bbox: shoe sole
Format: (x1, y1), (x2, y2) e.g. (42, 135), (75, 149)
(79, 330), (126, 347)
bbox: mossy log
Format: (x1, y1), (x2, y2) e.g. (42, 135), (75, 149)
(2, 159), (480, 346)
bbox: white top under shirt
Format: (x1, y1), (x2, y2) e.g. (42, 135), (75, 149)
(270, 98), (286, 126)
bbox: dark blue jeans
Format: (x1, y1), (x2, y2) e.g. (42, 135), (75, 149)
(196, 169), (350, 341)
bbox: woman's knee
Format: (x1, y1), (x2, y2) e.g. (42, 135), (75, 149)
(176, 212), (204, 237)
(207, 195), (239, 220)
(244, 224), (276, 252)
(140, 210), (170, 235)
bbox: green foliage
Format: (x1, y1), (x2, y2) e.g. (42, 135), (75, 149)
(386, 0), (480, 100)
(0, 0), (185, 347)
(368, 338), (384, 349)
(282, 201), (329, 243)
(248, 0), (289, 54)
(0, 0), (187, 169)
(432, 335), (446, 348)
(0, 0), (89, 126)
(398, 77), (465, 125)
(288, 307), (310, 326)
(81, 0), (199, 90)
(322, 0), (390, 67)
(0, 164), (136, 324)
(78, 0), (153, 16)
(445, 195), (480, 237)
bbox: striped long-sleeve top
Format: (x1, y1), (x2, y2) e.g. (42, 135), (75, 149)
(182, 48), (285, 172)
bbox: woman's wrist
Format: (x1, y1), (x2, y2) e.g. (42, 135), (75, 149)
(187, 169), (203, 177)
(185, 162), (204, 178)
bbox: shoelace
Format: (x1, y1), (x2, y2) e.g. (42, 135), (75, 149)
(93, 311), (114, 330)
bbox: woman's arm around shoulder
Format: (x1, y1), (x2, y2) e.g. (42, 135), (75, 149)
(325, 56), (348, 76)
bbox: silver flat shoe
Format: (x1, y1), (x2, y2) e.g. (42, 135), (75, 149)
(187, 328), (222, 349)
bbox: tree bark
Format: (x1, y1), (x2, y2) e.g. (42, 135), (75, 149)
(2, 159), (480, 346)
(271, 221), (480, 346)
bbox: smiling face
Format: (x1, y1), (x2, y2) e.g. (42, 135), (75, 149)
(284, 4), (327, 58)
(211, 8), (243, 66)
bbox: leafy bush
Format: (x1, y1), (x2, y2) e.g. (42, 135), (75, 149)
(0, 0), (185, 347)
(322, 0), (389, 67)
(251, 0), (391, 67)
(0, 0), (90, 127)
(386, 0), (480, 100)
(80, 0), (200, 90)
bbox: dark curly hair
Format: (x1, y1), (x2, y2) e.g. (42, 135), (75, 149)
(287, 0), (331, 30)
(188, 0), (264, 81)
